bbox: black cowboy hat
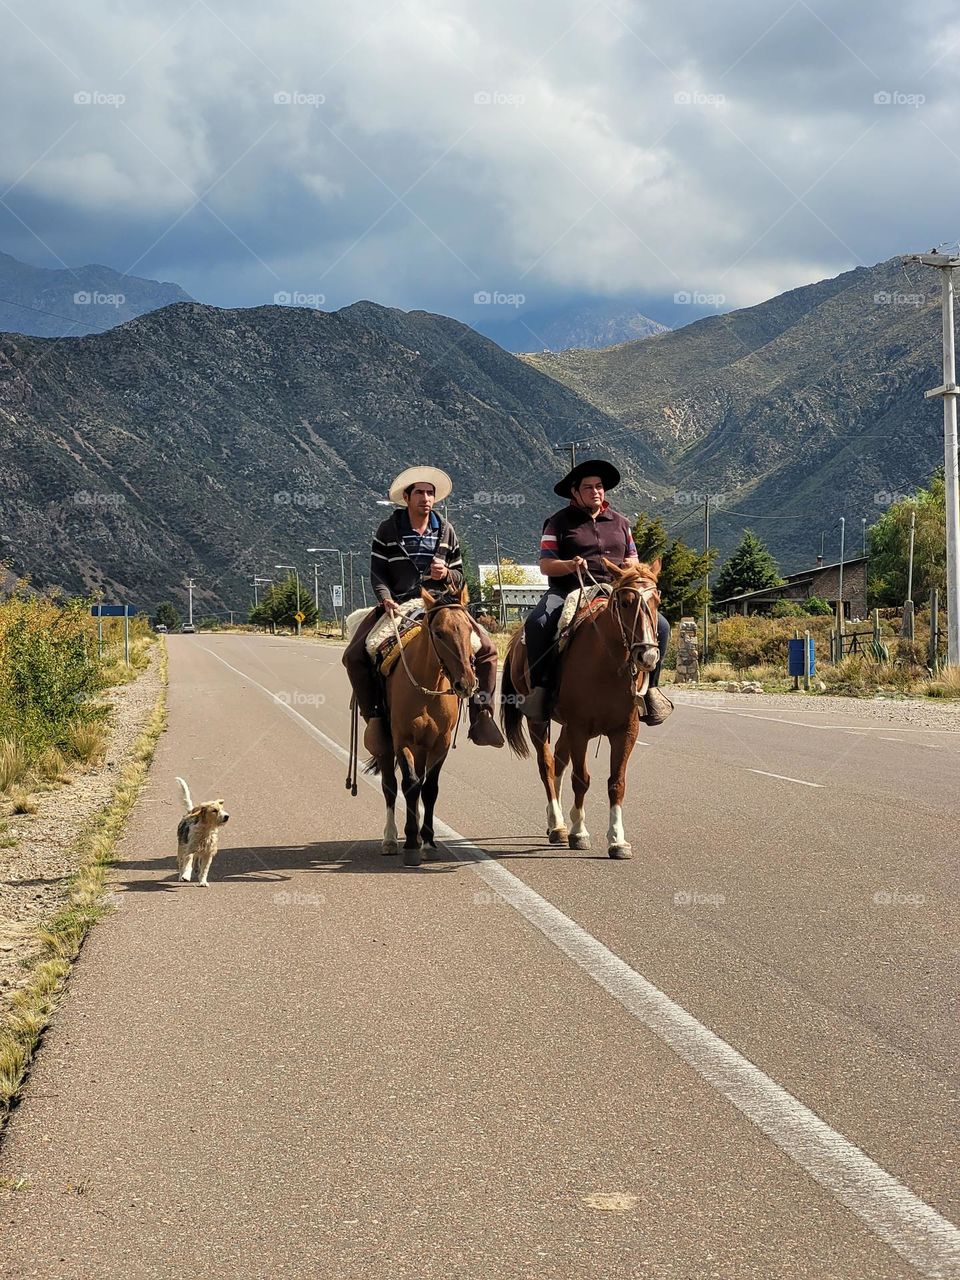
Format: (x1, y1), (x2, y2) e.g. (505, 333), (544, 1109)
(553, 458), (621, 498)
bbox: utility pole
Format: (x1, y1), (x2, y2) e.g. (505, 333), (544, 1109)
(861, 516), (866, 558)
(838, 517), (845, 625)
(905, 250), (960, 666)
(347, 551), (355, 614)
(494, 531), (506, 629)
(902, 507), (917, 640)
(186, 577), (196, 627)
(820, 530), (825, 562)
(553, 439), (594, 472)
(702, 494), (711, 662)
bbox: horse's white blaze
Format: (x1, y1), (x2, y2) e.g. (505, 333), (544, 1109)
(607, 804), (625, 847)
(569, 806), (589, 838)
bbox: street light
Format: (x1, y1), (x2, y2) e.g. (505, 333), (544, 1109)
(275, 564), (302, 636)
(308, 547), (346, 638)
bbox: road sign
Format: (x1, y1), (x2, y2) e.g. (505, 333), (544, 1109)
(331, 585), (343, 607)
(90, 604), (138, 617)
(294, 611), (305, 623)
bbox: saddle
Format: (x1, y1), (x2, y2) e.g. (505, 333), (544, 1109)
(360, 600), (426, 676)
(355, 597), (482, 678)
(556, 583), (611, 654)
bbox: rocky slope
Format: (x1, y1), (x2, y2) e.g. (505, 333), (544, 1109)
(524, 257), (947, 567)
(0, 301), (657, 612)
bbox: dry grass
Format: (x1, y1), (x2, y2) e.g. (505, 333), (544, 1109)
(36, 745), (70, 783)
(698, 661), (738, 683)
(63, 717), (108, 766)
(0, 646), (167, 1115)
(0, 738), (29, 794)
(99, 635), (154, 687)
(924, 666), (960, 699)
(7, 787), (37, 815)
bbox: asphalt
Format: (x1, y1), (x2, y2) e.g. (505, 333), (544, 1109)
(0, 633), (956, 1280)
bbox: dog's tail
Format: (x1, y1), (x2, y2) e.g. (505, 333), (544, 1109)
(175, 777), (193, 811)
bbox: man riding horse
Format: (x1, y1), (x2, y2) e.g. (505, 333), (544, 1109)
(342, 465), (505, 755)
(522, 458), (673, 725)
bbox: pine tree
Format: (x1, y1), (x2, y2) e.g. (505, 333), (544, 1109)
(713, 530), (782, 600)
(632, 514), (716, 623)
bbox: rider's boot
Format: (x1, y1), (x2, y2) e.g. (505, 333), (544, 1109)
(521, 684), (551, 722)
(641, 686), (674, 726)
(468, 702), (505, 748)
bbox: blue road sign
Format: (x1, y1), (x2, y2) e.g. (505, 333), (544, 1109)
(90, 605), (138, 617)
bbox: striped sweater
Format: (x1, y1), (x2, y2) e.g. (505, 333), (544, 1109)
(370, 510), (465, 604)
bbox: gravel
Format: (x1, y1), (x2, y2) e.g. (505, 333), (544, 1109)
(0, 650), (162, 1011)
(667, 682), (960, 732)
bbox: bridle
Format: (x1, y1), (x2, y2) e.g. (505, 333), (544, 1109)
(576, 563), (661, 686)
(609, 577), (660, 683)
(389, 597), (475, 699)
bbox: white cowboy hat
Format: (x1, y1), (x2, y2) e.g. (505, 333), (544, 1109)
(387, 466), (453, 506)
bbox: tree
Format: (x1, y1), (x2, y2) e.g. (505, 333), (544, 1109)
(868, 472), (947, 606)
(481, 556), (536, 598)
(154, 601), (181, 630)
(248, 574), (318, 631)
(631, 514), (716, 623)
(713, 530), (782, 601)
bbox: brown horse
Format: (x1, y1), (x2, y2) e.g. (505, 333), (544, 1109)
(500, 559), (662, 859)
(369, 585), (478, 866)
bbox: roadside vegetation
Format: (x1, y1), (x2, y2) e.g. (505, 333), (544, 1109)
(0, 582), (154, 806)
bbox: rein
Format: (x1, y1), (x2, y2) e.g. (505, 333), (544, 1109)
(389, 600), (472, 699)
(575, 563), (660, 687)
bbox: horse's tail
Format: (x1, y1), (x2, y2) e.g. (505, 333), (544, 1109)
(499, 633), (529, 758)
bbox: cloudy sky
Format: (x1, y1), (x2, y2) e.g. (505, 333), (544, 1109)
(2, 0), (958, 327)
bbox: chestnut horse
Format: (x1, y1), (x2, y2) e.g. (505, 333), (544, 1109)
(367, 585), (478, 866)
(500, 559), (662, 859)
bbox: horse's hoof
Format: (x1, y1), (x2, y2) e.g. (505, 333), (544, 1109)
(403, 846), (423, 867)
(548, 827), (569, 846)
(569, 834), (591, 851)
(382, 840), (399, 856)
(608, 843), (633, 860)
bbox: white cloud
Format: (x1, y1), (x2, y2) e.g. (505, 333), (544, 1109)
(0, 0), (957, 318)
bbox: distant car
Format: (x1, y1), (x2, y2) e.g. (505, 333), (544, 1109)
(154, 624), (168, 633)
(181, 623), (197, 634)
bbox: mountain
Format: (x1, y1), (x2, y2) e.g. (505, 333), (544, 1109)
(523, 257), (949, 569)
(0, 301), (662, 612)
(471, 300), (668, 353)
(0, 251), (193, 337)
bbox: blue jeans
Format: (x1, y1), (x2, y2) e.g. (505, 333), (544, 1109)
(524, 591), (671, 689)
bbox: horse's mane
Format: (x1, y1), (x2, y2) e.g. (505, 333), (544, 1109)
(618, 560), (660, 585)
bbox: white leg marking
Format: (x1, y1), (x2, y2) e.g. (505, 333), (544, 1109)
(383, 809), (398, 851)
(180, 855), (193, 882)
(569, 806), (589, 839)
(607, 804), (625, 848)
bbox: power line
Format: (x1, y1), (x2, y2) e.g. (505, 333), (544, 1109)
(0, 296), (102, 333)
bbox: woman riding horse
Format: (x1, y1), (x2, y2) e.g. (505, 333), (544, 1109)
(521, 459), (672, 724)
(501, 459), (673, 859)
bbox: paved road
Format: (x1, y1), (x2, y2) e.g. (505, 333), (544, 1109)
(1, 634), (957, 1279)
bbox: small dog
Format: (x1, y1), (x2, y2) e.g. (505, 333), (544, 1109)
(175, 778), (229, 887)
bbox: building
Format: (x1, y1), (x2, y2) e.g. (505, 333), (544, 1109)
(476, 563), (547, 614)
(714, 556), (868, 620)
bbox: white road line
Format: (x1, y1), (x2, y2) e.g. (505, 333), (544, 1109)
(748, 768), (825, 788)
(204, 645), (960, 1279)
(679, 702), (960, 736)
